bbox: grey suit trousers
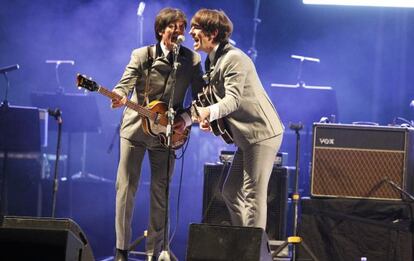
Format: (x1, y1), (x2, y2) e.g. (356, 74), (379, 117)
(115, 135), (175, 256)
(222, 134), (283, 229)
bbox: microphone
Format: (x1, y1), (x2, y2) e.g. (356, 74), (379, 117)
(48, 108), (62, 119)
(45, 60), (75, 65)
(176, 35), (185, 45)
(173, 35), (185, 54)
(0, 64), (19, 74)
(289, 122), (304, 131)
(137, 2), (145, 16)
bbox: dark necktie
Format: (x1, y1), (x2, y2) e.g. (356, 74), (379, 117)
(205, 57), (211, 72)
(166, 51), (174, 65)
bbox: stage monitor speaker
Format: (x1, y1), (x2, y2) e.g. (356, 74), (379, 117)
(311, 123), (414, 200)
(202, 163), (293, 240)
(0, 216), (94, 261)
(186, 223), (272, 261)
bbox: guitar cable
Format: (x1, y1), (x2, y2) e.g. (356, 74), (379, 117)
(169, 131), (191, 243)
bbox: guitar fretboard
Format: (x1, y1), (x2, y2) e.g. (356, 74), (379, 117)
(98, 86), (155, 120)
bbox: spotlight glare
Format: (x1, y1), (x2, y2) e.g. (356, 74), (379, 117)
(303, 0), (414, 8)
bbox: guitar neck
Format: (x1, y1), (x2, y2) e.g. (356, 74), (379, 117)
(97, 86), (153, 119)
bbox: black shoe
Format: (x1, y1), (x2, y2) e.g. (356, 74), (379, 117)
(115, 248), (128, 261)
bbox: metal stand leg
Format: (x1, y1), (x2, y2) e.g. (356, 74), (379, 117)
(71, 132), (110, 182)
(273, 122), (319, 261)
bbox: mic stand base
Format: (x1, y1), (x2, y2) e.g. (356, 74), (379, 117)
(157, 250), (171, 261)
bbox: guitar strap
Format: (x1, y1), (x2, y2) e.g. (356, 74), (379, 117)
(203, 58), (212, 85)
(143, 45), (155, 106)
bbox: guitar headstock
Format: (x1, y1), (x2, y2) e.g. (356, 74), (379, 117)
(76, 73), (99, 92)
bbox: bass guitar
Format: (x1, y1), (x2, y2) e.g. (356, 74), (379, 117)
(76, 74), (190, 149)
(192, 84), (233, 144)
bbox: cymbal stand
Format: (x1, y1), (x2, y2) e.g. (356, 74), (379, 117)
(273, 122), (319, 261)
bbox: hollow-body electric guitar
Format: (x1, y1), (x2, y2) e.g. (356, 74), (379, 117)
(76, 74), (190, 149)
(192, 84), (233, 144)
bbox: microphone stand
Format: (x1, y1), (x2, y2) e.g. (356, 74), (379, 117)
(50, 109), (63, 218)
(384, 178), (414, 202)
(137, 2), (145, 47)
(247, 0), (261, 63)
(158, 44), (180, 261)
(273, 122), (319, 261)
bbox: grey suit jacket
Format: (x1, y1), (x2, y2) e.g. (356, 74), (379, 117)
(113, 44), (205, 142)
(208, 43), (284, 149)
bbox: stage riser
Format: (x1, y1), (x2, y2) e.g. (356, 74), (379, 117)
(297, 198), (414, 261)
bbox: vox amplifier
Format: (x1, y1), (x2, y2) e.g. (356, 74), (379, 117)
(311, 123), (414, 200)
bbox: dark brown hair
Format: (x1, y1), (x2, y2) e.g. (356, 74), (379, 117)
(154, 8), (187, 41)
(191, 9), (233, 43)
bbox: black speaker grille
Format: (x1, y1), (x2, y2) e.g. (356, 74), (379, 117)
(202, 163), (292, 240)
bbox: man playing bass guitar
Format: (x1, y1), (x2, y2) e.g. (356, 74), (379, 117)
(110, 7), (204, 261)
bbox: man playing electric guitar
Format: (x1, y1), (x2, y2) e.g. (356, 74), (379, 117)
(110, 7), (204, 261)
(190, 9), (284, 231)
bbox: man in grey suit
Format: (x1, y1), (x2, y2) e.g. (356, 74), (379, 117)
(111, 7), (204, 261)
(190, 9), (284, 230)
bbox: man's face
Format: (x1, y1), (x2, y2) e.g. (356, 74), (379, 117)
(159, 19), (186, 50)
(189, 24), (215, 54)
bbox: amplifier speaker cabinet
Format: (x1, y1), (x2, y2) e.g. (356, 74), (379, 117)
(203, 163), (293, 240)
(311, 123), (414, 200)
